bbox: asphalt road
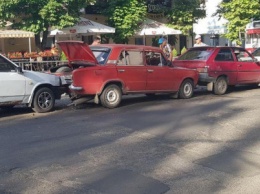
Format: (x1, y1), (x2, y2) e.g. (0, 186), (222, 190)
(1, 86), (260, 194)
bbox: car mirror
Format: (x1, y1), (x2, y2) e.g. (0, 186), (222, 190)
(16, 66), (23, 73)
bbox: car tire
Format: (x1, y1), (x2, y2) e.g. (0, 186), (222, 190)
(32, 87), (55, 113)
(100, 84), (122, 109)
(179, 79), (194, 99)
(214, 77), (228, 95)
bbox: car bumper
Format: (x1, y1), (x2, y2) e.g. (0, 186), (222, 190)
(69, 84), (83, 91)
(198, 73), (216, 84)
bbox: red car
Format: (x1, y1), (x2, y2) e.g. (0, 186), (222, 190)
(173, 46), (260, 95)
(58, 41), (199, 108)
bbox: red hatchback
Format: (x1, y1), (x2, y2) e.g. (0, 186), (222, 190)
(58, 41), (199, 108)
(173, 46), (260, 95)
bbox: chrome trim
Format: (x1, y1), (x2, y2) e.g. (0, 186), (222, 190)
(69, 84), (83, 91)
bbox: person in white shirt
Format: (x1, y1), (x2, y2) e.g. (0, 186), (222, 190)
(194, 34), (207, 47)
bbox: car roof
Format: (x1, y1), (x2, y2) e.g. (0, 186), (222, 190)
(91, 44), (161, 51)
(189, 46), (245, 50)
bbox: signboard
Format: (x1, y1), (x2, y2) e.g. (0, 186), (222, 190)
(147, 0), (171, 13)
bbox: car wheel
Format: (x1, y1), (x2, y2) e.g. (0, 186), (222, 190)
(179, 79), (194, 99)
(32, 87), (55, 113)
(100, 84), (122, 109)
(214, 77), (228, 95)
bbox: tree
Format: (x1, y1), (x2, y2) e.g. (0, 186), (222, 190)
(215, 0), (260, 44)
(0, 0), (94, 50)
(102, 0), (147, 43)
(166, 0), (206, 35)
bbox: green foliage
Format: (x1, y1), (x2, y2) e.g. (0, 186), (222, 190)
(216, 0), (260, 43)
(0, 0), (94, 50)
(181, 46), (187, 54)
(172, 48), (178, 57)
(60, 52), (67, 61)
(102, 0), (147, 43)
(167, 0), (206, 35)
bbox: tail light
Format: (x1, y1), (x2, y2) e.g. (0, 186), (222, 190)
(197, 66), (209, 73)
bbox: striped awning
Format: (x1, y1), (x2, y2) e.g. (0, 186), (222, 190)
(0, 30), (34, 38)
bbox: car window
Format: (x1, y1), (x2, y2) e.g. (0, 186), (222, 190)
(0, 55), (16, 72)
(117, 50), (144, 66)
(145, 52), (167, 67)
(215, 49), (234, 61)
(92, 50), (110, 65)
(178, 48), (213, 61)
(252, 48), (260, 57)
(233, 49), (254, 62)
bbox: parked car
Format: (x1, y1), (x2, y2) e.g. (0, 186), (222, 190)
(173, 46), (260, 95)
(252, 47), (260, 61)
(57, 41), (199, 109)
(0, 54), (68, 113)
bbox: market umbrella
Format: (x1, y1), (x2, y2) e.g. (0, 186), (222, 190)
(0, 30), (34, 53)
(50, 17), (115, 36)
(136, 18), (182, 36)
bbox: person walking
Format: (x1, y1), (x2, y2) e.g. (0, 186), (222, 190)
(194, 34), (207, 47)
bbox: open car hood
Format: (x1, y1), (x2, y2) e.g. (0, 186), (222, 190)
(57, 41), (98, 66)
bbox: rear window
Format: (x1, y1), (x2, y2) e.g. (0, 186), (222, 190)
(91, 47), (111, 65)
(178, 48), (213, 61)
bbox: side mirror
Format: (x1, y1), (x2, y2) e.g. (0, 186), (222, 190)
(16, 66), (23, 73)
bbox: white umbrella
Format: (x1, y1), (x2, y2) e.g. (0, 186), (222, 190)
(50, 17), (115, 35)
(136, 18), (182, 35)
(49, 29), (65, 36)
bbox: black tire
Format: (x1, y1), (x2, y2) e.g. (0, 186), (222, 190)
(179, 79), (194, 99)
(214, 77), (228, 95)
(100, 84), (122, 109)
(32, 87), (55, 113)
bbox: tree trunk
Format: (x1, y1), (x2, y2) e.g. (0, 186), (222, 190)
(34, 30), (49, 51)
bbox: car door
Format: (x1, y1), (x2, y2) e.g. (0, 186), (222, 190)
(0, 56), (26, 103)
(233, 48), (260, 83)
(116, 50), (147, 92)
(145, 51), (178, 91)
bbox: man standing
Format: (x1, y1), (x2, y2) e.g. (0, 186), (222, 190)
(91, 35), (101, 45)
(194, 34), (207, 47)
(159, 37), (172, 61)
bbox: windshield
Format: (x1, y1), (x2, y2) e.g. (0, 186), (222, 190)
(91, 48), (111, 65)
(178, 48), (213, 61)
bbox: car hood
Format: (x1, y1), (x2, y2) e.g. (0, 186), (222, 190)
(57, 41), (98, 66)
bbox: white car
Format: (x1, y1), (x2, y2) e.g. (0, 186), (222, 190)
(0, 54), (68, 113)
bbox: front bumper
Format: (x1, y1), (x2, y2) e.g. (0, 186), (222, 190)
(69, 84), (83, 91)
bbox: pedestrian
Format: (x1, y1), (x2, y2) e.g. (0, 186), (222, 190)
(91, 35), (101, 45)
(194, 34), (207, 47)
(159, 37), (172, 61)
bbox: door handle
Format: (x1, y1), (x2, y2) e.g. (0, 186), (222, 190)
(118, 69), (125, 72)
(238, 64), (242, 67)
(147, 69), (154, 73)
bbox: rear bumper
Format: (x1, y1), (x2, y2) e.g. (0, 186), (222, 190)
(198, 73), (216, 85)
